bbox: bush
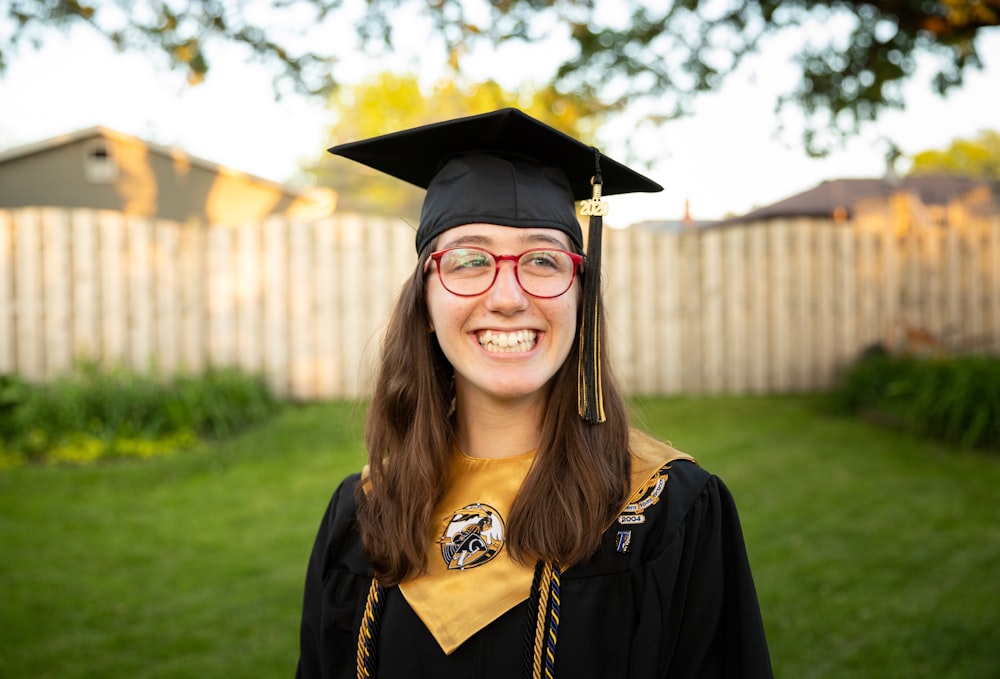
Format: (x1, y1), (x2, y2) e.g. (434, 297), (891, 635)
(832, 348), (1000, 451)
(0, 365), (280, 465)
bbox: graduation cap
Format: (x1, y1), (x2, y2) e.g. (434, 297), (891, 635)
(328, 108), (663, 423)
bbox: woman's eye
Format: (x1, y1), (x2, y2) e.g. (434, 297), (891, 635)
(448, 251), (492, 270)
(524, 252), (559, 269)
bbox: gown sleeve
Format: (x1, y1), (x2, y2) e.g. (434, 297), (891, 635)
(295, 473), (371, 679)
(557, 460), (772, 679)
(636, 463), (773, 678)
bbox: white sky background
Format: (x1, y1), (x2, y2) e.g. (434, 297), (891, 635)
(0, 4), (998, 226)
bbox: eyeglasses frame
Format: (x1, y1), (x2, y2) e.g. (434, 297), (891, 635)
(427, 246), (585, 298)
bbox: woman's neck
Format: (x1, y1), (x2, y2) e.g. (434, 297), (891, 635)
(454, 392), (544, 459)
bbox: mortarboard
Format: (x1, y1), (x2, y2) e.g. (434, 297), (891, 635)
(328, 108), (663, 423)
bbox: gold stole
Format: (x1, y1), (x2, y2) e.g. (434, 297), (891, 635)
(398, 429), (695, 654)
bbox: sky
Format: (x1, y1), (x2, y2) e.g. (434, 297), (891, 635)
(1, 8), (999, 227)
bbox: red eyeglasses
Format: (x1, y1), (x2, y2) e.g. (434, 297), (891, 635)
(428, 247), (584, 298)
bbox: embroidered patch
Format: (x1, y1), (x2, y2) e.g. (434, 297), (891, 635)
(437, 503), (505, 570)
(615, 531), (632, 553)
(618, 465), (670, 525)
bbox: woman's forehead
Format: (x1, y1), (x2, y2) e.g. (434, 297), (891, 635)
(435, 224), (573, 250)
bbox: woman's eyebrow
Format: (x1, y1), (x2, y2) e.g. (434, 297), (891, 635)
(522, 233), (568, 248)
(437, 234), (493, 249)
(438, 233), (569, 250)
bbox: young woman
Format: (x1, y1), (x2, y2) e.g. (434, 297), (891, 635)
(296, 109), (773, 679)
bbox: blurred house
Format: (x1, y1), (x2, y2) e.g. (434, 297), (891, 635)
(720, 175), (998, 226)
(631, 199), (719, 232)
(0, 127), (336, 224)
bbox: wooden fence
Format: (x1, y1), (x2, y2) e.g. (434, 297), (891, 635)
(2, 196), (998, 399)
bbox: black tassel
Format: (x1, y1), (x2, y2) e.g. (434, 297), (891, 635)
(578, 148), (606, 424)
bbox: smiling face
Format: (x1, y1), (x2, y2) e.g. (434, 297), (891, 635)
(426, 223), (581, 413)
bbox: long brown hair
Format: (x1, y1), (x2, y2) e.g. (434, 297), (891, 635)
(358, 246), (631, 585)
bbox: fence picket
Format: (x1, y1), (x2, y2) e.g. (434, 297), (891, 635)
(0, 210), (13, 373)
(835, 225), (856, 371)
(814, 224), (836, 387)
(98, 211), (128, 367)
(234, 222), (262, 375)
(338, 214), (365, 397)
(313, 219), (338, 397)
(657, 230), (683, 394)
(70, 210), (100, 364)
(15, 209), (44, 380)
(42, 208), (73, 377)
(791, 220), (814, 388)
(769, 221), (793, 392)
(700, 229), (724, 394)
(990, 215), (1000, 351)
(154, 219), (180, 374)
(262, 216), (289, 396)
(127, 215), (155, 373)
(747, 226), (769, 393)
(723, 227), (747, 393)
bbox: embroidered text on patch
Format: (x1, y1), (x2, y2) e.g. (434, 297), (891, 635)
(437, 503), (506, 570)
(617, 465), (670, 525)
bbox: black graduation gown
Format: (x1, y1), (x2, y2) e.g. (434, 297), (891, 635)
(296, 459), (773, 679)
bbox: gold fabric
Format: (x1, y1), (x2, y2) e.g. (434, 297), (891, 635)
(627, 429), (695, 493)
(399, 448), (537, 655)
(399, 429), (695, 654)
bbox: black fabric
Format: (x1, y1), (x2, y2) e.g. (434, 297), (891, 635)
(326, 108), (663, 254)
(327, 108), (662, 199)
(416, 154), (582, 254)
(295, 460), (773, 679)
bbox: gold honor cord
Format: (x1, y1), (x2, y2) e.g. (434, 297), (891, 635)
(529, 561), (562, 679)
(356, 579), (384, 679)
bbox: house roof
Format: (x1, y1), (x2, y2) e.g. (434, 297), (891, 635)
(0, 126), (310, 199)
(722, 174), (998, 225)
(630, 218), (718, 233)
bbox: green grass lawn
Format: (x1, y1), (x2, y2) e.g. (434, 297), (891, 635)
(2, 396), (998, 678)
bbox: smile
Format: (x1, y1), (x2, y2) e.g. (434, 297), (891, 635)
(477, 329), (538, 353)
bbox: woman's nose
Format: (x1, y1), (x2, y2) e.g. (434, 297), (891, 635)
(485, 261), (529, 312)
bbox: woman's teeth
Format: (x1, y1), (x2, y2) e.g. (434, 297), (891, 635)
(478, 330), (537, 353)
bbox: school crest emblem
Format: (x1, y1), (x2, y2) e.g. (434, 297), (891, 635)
(437, 503), (505, 570)
(618, 465), (670, 525)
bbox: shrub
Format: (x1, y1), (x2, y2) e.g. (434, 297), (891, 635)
(0, 365), (280, 465)
(833, 348), (1000, 451)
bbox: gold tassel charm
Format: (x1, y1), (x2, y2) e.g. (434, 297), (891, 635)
(579, 180), (609, 217)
